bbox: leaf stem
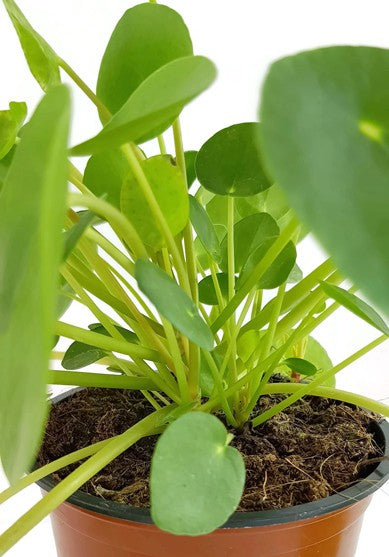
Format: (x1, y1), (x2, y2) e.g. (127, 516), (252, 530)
(252, 335), (388, 427)
(47, 370), (157, 390)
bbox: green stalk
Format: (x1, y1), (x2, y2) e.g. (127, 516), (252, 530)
(86, 228), (135, 276)
(226, 196), (238, 406)
(55, 321), (162, 362)
(201, 351), (237, 426)
(157, 134), (167, 155)
(67, 193), (147, 259)
(121, 143), (191, 295)
(0, 406), (174, 555)
(0, 440), (111, 505)
(252, 335), (389, 427)
(209, 259), (225, 310)
(48, 370), (157, 390)
(58, 58), (112, 124)
(240, 258), (335, 337)
(260, 383), (389, 416)
(211, 217), (299, 333)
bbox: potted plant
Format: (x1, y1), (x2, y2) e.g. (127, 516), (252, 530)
(0, 0), (388, 555)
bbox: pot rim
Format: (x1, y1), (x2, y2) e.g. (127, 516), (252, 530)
(37, 388), (389, 529)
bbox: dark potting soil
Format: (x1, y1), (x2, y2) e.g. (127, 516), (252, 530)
(37, 387), (383, 512)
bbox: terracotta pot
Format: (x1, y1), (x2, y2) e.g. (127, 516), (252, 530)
(38, 390), (389, 557)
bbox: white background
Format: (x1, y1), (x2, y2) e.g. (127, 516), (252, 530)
(0, 0), (388, 554)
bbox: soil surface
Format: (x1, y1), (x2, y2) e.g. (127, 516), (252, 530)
(38, 387), (383, 512)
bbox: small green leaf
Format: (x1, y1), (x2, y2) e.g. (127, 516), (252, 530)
(0, 101), (27, 159)
(198, 273), (229, 305)
(151, 412), (245, 535)
(220, 212), (279, 273)
(321, 282), (389, 335)
(3, 0), (60, 91)
(260, 45), (389, 315)
(184, 150), (198, 188)
(238, 240), (297, 290)
(72, 56), (217, 155)
(83, 149), (130, 209)
(283, 357), (318, 376)
(63, 210), (96, 261)
(190, 195), (221, 263)
(196, 122), (271, 196)
(97, 3), (193, 115)
(62, 323), (138, 370)
(0, 85), (70, 483)
(121, 155), (189, 249)
(135, 260), (213, 350)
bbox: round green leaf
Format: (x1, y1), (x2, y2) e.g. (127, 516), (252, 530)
(150, 412), (245, 535)
(97, 3), (193, 115)
(121, 155), (189, 249)
(189, 195), (221, 263)
(220, 212), (279, 273)
(283, 357), (318, 377)
(135, 260), (213, 350)
(321, 282), (389, 335)
(72, 56), (217, 155)
(196, 122), (271, 196)
(238, 240), (297, 290)
(198, 273), (229, 305)
(84, 149), (130, 209)
(260, 46), (389, 315)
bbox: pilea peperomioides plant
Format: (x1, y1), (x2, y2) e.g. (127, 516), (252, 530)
(0, 0), (388, 553)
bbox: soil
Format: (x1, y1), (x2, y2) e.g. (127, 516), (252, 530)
(37, 386), (383, 512)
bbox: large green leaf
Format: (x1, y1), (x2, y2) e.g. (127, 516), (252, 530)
(97, 3), (192, 115)
(0, 101), (27, 159)
(121, 155), (189, 249)
(135, 260), (213, 350)
(0, 85), (70, 483)
(3, 0), (60, 91)
(83, 149), (130, 209)
(189, 195), (221, 263)
(260, 46), (389, 314)
(196, 122), (271, 196)
(150, 412), (245, 535)
(220, 212), (279, 273)
(321, 282), (389, 335)
(72, 56), (216, 155)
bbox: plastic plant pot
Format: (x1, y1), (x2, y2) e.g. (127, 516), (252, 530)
(38, 390), (389, 557)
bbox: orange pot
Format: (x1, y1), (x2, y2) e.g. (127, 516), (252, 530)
(38, 391), (389, 557)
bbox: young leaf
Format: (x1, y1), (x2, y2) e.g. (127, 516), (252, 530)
(260, 46), (389, 315)
(150, 412), (245, 535)
(198, 273), (229, 305)
(83, 149), (130, 209)
(283, 357), (318, 377)
(72, 56), (217, 155)
(0, 101), (27, 159)
(63, 210), (96, 261)
(3, 0), (60, 91)
(184, 150), (198, 188)
(196, 122), (271, 196)
(321, 282), (389, 335)
(189, 195), (221, 263)
(0, 85), (70, 483)
(97, 3), (193, 115)
(121, 155), (189, 249)
(220, 212), (279, 273)
(238, 240), (297, 290)
(135, 260), (214, 350)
